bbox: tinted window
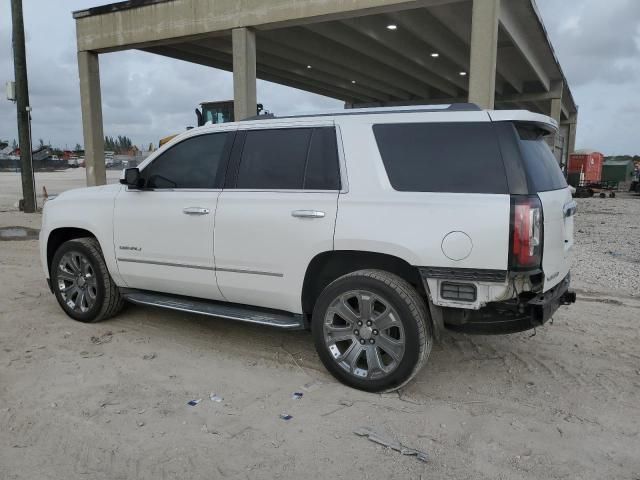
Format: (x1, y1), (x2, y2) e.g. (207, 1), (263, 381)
(235, 127), (341, 190)
(516, 124), (568, 192)
(143, 133), (231, 189)
(373, 122), (508, 194)
(237, 128), (311, 189)
(304, 127), (341, 190)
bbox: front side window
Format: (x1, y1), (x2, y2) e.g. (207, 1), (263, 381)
(373, 122), (509, 194)
(234, 127), (341, 190)
(142, 132), (232, 189)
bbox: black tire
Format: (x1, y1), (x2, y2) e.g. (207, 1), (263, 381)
(312, 269), (432, 392)
(50, 237), (124, 323)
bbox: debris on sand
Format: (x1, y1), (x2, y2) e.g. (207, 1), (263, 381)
(142, 353), (156, 360)
(80, 351), (103, 358)
(291, 392), (303, 400)
(187, 399), (202, 407)
(90, 332), (113, 345)
(279, 413), (293, 421)
(354, 427), (428, 463)
(209, 393), (223, 403)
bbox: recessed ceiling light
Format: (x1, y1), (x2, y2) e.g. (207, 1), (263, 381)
(459, 71), (467, 76)
(431, 52), (440, 58)
(351, 80), (357, 84)
(306, 65), (312, 69)
(386, 24), (398, 30)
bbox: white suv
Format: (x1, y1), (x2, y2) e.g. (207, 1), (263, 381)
(40, 104), (576, 392)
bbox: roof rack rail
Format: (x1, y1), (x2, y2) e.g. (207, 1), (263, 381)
(240, 103), (482, 121)
(242, 113), (276, 121)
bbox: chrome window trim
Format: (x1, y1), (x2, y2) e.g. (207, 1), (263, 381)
(125, 187), (223, 193)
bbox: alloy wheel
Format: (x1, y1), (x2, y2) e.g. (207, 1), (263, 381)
(323, 290), (405, 380)
(56, 251), (98, 313)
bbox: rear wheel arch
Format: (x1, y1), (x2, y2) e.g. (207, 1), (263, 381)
(301, 250), (425, 316)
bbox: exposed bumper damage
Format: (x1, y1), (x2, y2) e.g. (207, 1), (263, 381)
(442, 273), (574, 334)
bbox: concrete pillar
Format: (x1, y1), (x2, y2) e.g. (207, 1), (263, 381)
(78, 51), (106, 186)
(468, 0), (500, 109)
(548, 81), (564, 163)
(549, 80), (563, 124)
(566, 112), (578, 155)
(232, 27), (257, 121)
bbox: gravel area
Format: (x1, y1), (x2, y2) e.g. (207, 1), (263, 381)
(1, 172), (639, 479)
(572, 193), (640, 297)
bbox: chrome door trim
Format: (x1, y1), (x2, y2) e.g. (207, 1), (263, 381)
(117, 258), (214, 271)
(116, 258), (283, 277)
(215, 267), (284, 277)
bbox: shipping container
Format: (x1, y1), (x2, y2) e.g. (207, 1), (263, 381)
(602, 159), (635, 183)
(568, 150), (604, 184)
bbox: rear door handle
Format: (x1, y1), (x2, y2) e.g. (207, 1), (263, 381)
(183, 207), (210, 215)
(291, 210), (325, 218)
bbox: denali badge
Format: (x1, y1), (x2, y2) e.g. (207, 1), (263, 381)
(119, 245), (142, 252)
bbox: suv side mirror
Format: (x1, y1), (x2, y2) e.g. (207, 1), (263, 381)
(120, 167), (143, 189)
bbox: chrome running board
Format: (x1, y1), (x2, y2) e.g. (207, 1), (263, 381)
(123, 290), (305, 330)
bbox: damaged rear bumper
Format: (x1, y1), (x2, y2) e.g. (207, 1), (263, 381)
(444, 273), (575, 334)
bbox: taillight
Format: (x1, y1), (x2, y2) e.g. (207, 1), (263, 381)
(510, 195), (543, 270)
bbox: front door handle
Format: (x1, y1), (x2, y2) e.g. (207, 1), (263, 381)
(291, 210), (325, 218)
(183, 207), (210, 215)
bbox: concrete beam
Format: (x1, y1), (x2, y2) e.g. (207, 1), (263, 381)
(75, 0), (460, 53)
(194, 38), (389, 101)
(254, 36), (411, 100)
(468, 0), (500, 109)
(499, 1), (551, 91)
(232, 28), (257, 121)
(77, 51), (105, 186)
(340, 15), (468, 94)
(262, 28), (430, 99)
(390, 9), (523, 93)
(306, 22), (455, 96)
(147, 44), (374, 102)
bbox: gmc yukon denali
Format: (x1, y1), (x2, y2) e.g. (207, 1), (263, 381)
(40, 104), (576, 392)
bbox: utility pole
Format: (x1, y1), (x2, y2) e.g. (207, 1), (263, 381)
(11, 0), (36, 213)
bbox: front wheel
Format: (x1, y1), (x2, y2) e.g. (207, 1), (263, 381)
(50, 237), (124, 323)
(312, 270), (432, 392)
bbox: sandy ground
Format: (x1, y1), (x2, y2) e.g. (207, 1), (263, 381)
(1, 171), (639, 479)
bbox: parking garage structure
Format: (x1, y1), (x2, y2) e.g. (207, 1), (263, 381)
(73, 0), (578, 186)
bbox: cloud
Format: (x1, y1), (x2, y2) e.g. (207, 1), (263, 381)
(0, 1), (339, 149)
(0, 0), (638, 155)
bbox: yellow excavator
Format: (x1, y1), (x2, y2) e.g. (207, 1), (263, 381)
(159, 100), (267, 147)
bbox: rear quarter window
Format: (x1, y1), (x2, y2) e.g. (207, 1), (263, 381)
(515, 124), (568, 192)
(373, 122), (508, 194)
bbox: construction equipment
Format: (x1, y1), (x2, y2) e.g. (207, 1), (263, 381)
(159, 100), (268, 147)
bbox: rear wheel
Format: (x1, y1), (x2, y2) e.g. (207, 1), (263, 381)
(51, 238), (124, 323)
(312, 269), (432, 392)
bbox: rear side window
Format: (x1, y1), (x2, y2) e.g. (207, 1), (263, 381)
(373, 122), (508, 194)
(143, 132), (232, 189)
(304, 128), (341, 190)
(515, 124), (567, 192)
(235, 127), (341, 190)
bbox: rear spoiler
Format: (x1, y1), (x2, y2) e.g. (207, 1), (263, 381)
(488, 110), (558, 133)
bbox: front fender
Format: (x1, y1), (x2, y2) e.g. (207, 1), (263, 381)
(40, 185), (124, 286)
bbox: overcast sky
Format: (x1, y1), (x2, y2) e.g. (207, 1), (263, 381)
(0, 0), (639, 154)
